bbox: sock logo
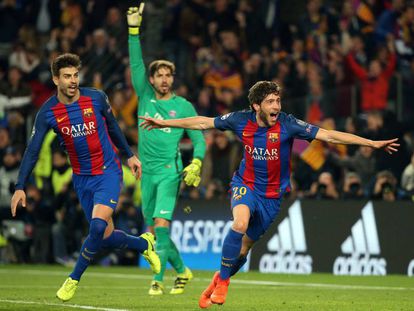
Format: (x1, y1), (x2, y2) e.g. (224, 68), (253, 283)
(333, 201), (387, 275)
(259, 200), (312, 274)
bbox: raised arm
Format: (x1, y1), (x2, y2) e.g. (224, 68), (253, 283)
(127, 3), (152, 98)
(315, 128), (399, 154)
(346, 53), (368, 80)
(139, 116), (215, 131)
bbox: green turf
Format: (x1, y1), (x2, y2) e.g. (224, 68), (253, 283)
(0, 265), (413, 310)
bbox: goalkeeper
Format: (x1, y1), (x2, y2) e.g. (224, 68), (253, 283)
(127, 3), (206, 295)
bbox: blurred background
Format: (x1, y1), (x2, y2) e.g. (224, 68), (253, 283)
(0, 0), (413, 271)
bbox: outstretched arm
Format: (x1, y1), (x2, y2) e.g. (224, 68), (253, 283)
(139, 116), (215, 130)
(315, 128), (399, 154)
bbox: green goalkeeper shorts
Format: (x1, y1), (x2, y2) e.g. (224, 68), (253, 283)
(141, 172), (181, 226)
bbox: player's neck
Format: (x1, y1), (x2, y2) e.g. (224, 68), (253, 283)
(155, 91), (172, 100)
(255, 114), (268, 127)
(58, 90), (80, 105)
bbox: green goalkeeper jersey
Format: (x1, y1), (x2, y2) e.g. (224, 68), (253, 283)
(128, 35), (206, 175)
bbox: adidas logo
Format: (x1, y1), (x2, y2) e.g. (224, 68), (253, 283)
(333, 201), (387, 275)
(259, 200), (312, 274)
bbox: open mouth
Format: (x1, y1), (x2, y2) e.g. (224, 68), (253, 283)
(269, 112), (278, 121)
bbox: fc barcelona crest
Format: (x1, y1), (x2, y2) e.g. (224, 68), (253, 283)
(268, 133), (279, 143)
(83, 108), (93, 117)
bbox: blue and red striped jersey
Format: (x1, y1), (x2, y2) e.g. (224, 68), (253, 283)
(16, 88), (133, 189)
(214, 110), (319, 198)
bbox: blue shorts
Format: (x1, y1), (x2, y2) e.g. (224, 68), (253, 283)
(230, 182), (282, 241)
(72, 166), (122, 223)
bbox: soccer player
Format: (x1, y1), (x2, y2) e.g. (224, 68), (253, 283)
(139, 81), (400, 308)
(127, 4), (206, 295)
(10, 53), (161, 302)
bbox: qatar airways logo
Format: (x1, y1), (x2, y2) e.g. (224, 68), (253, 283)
(61, 121), (96, 138)
(244, 145), (278, 160)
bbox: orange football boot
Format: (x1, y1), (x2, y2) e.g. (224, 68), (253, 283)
(198, 271), (220, 309)
(210, 275), (230, 305)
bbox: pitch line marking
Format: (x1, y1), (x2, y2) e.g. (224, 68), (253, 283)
(1, 269), (413, 291)
(0, 299), (129, 311)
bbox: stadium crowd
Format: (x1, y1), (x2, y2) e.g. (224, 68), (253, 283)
(0, 0), (414, 264)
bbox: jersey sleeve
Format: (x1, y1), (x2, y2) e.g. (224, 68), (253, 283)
(128, 35), (153, 105)
(15, 109), (50, 190)
(284, 114), (319, 141)
(213, 112), (238, 131)
(98, 91), (134, 159)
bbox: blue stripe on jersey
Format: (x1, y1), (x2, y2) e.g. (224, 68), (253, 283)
(279, 127), (292, 192)
(253, 127), (268, 195)
(67, 102), (92, 174)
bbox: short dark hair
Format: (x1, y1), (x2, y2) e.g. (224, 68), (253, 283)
(248, 81), (281, 111)
(51, 53), (81, 77)
(148, 60), (175, 77)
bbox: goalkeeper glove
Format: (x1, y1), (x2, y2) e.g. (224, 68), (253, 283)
(127, 3), (145, 35)
(183, 158), (202, 187)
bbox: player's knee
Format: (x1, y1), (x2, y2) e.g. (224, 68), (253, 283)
(240, 245), (250, 257)
(232, 221), (248, 234)
(89, 218), (108, 240)
(154, 218), (170, 227)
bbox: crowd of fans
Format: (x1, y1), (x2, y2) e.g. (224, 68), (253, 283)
(1, 0), (414, 264)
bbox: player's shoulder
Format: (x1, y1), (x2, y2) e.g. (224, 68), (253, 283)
(278, 111), (292, 123)
(81, 87), (109, 106)
(39, 94), (59, 114)
(173, 95), (192, 106)
(278, 112), (307, 125)
(220, 109), (253, 122)
(80, 87), (106, 98)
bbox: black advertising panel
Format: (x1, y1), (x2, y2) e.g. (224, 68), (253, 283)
(249, 200), (414, 276)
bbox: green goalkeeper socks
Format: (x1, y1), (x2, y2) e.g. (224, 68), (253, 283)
(168, 239), (185, 274)
(154, 227), (170, 282)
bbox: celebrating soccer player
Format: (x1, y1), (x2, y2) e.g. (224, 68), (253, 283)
(139, 80), (400, 308)
(127, 4), (206, 295)
(10, 53), (161, 302)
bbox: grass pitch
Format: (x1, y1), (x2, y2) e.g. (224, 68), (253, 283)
(0, 265), (413, 310)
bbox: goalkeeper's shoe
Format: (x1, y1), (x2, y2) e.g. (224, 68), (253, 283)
(211, 275), (230, 305)
(198, 271), (219, 309)
(56, 277), (79, 302)
(148, 280), (164, 295)
(170, 267), (193, 295)
(140, 232), (161, 274)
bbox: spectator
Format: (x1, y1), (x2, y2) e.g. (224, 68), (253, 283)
(346, 40), (396, 111)
(0, 66), (32, 114)
(401, 153), (414, 195)
(0, 146), (20, 208)
(371, 170), (399, 201)
(375, 0), (404, 43)
(0, 127), (10, 167)
(24, 185), (55, 263)
(0, 0), (23, 60)
(329, 145), (377, 190)
(342, 172), (365, 200)
(202, 130), (241, 199)
(307, 171), (339, 199)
